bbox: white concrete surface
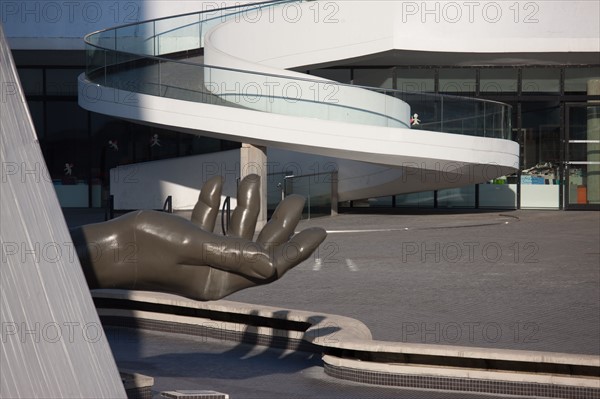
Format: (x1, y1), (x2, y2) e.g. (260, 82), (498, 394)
(0, 25), (126, 399)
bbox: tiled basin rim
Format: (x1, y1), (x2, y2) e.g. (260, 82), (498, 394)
(93, 290), (600, 399)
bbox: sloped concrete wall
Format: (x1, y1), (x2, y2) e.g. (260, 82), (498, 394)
(0, 25), (126, 398)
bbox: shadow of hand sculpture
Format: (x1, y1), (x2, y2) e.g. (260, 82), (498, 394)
(71, 174), (327, 301)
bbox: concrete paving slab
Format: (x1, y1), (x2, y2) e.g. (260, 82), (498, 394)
(227, 210), (600, 355)
(65, 209), (600, 355)
(66, 208), (599, 397)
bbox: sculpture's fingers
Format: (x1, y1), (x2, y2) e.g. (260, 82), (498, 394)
(257, 194), (305, 251)
(191, 175), (223, 232)
(228, 174), (261, 240)
(272, 227), (327, 278)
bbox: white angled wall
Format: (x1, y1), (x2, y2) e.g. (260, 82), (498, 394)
(0, 25), (125, 399)
(110, 149), (242, 211)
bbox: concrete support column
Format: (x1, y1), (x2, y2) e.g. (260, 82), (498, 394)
(588, 79), (600, 204)
(240, 143), (268, 230)
(331, 171), (339, 216)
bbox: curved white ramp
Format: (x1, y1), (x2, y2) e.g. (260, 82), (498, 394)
(79, 0), (519, 199)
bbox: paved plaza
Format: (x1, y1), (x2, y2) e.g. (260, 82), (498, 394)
(65, 208), (600, 397)
(228, 209), (600, 355)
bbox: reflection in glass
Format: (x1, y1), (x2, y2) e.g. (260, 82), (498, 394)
(568, 105), (600, 205)
(565, 67), (600, 93)
(519, 101), (561, 208)
(522, 68), (560, 93)
(437, 186), (476, 208)
(354, 68), (394, 89)
(155, 14), (201, 55)
(568, 164), (595, 205)
(439, 69), (476, 94)
(480, 69), (517, 94)
(267, 172), (287, 216)
(520, 102), (560, 172)
(281, 173), (334, 219)
(396, 69), (435, 93)
(395, 191), (434, 208)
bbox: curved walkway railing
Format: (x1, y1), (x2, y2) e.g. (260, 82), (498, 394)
(84, 0), (512, 139)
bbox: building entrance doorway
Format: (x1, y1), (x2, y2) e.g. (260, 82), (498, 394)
(564, 104), (600, 209)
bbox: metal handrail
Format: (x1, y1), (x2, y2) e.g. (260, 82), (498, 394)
(162, 195), (173, 213)
(221, 196), (231, 235)
(82, 0), (513, 139)
(83, 0), (290, 42)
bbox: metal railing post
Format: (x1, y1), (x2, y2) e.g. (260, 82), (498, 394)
(109, 195), (115, 220)
(163, 196), (173, 213)
(221, 196), (231, 235)
(307, 177), (311, 220)
(331, 171), (338, 216)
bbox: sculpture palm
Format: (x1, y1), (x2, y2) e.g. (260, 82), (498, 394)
(70, 175), (327, 301)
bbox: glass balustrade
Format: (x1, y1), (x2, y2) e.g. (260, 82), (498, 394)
(271, 172), (335, 219)
(83, 0), (512, 140)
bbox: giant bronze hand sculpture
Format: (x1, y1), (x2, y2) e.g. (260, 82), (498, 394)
(70, 175), (327, 301)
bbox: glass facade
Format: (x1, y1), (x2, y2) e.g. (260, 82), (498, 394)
(480, 69), (518, 94)
(13, 49), (600, 211)
(566, 105), (600, 208)
(16, 58), (240, 208)
(518, 101), (561, 208)
(353, 68), (394, 89)
(522, 68), (561, 93)
(566, 68), (600, 93)
(305, 65), (599, 210)
(439, 69), (477, 94)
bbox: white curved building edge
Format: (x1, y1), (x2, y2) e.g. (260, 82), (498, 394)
(77, 0), (560, 206)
